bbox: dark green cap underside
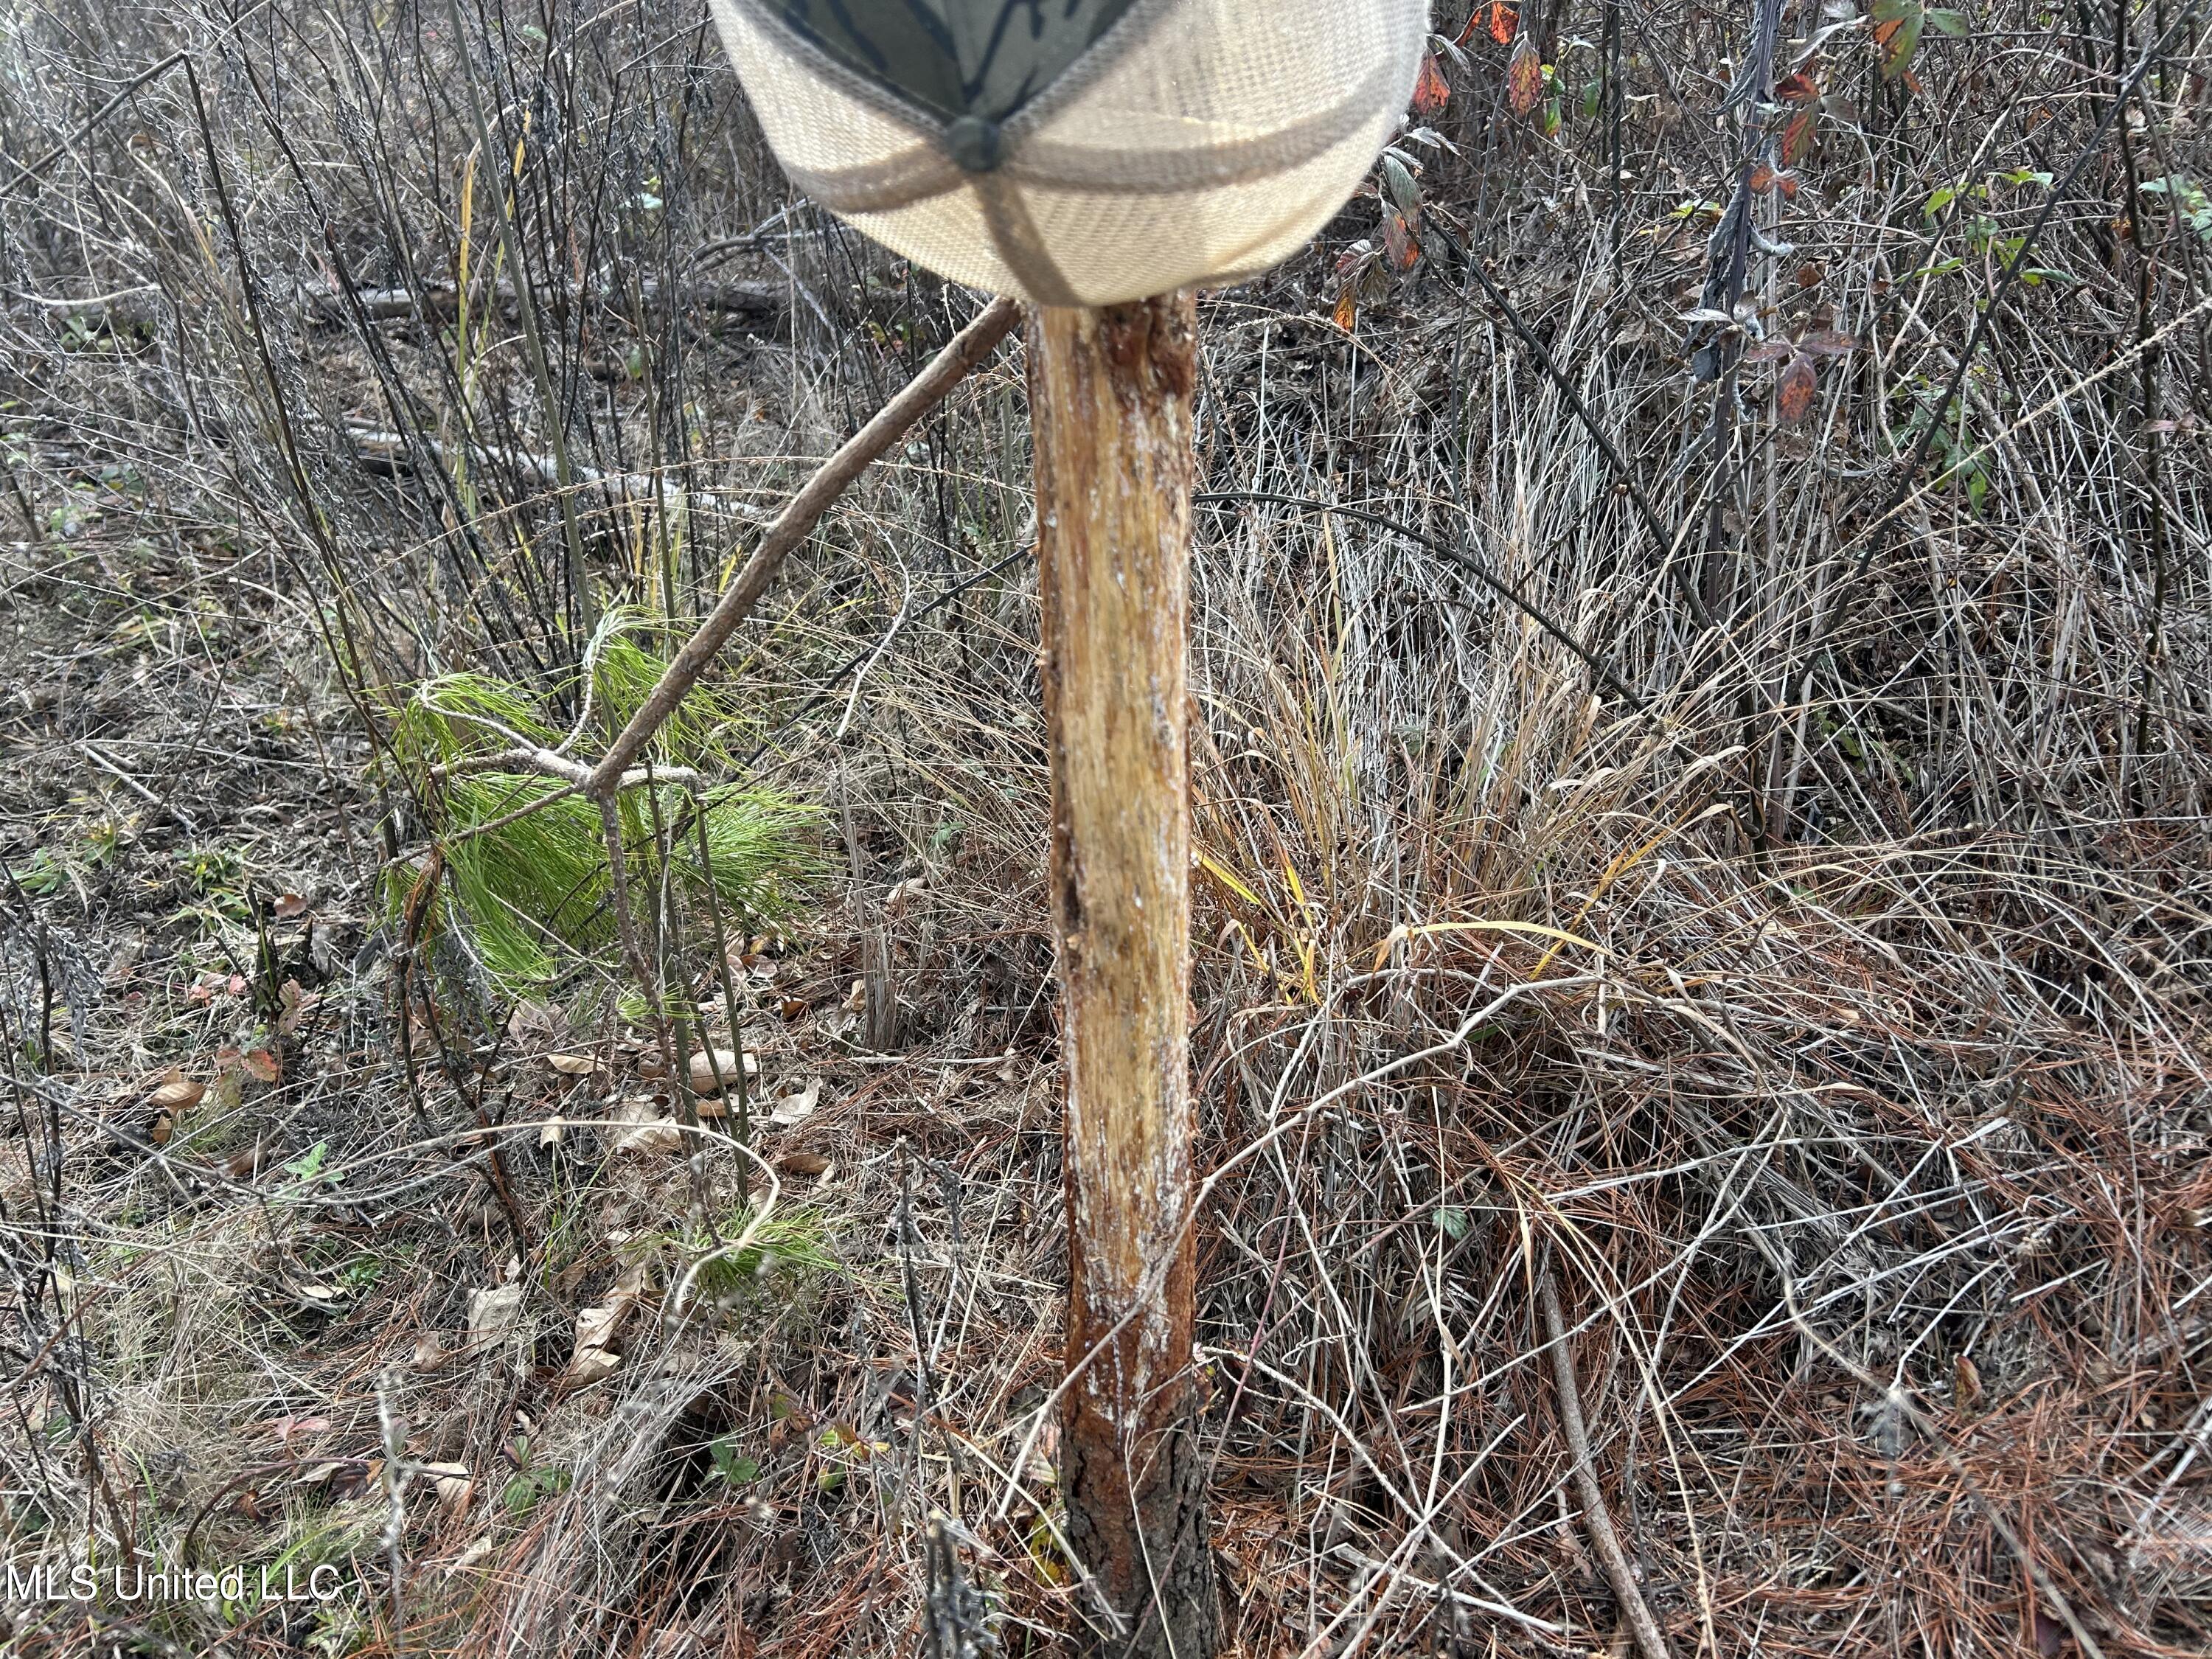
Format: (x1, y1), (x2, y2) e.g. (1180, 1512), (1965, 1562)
(768, 0), (1142, 143)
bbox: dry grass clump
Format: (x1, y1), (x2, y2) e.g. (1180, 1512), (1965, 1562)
(4, 0), (2211, 1655)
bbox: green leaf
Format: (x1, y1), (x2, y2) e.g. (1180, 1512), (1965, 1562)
(1926, 7), (1970, 33)
(1381, 153), (1421, 216)
(1433, 1206), (1471, 1240)
(1871, 0), (1924, 80)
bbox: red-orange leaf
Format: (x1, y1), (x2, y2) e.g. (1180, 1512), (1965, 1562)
(1507, 35), (1543, 116)
(1777, 352), (1818, 422)
(1775, 70), (1821, 102)
(1457, 1), (1520, 45)
(1781, 108), (1818, 167)
(1382, 211), (1421, 271)
(1412, 52), (1452, 116)
(1332, 285), (1357, 333)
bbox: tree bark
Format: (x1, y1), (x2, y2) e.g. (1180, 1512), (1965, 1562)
(1029, 293), (1219, 1659)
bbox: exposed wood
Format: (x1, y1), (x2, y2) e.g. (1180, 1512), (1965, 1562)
(1029, 293), (1218, 1659)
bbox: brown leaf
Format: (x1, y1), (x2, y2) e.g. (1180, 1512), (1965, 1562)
(608, 1099), (686, 1155)
(766, 1078), (822, 1127)
(775, 1150), (833, 1178)
(241, 1048), (281, 1084)
(272, 892), (307, 918)
(1952, 1352), (1983, 1408)
(1777, 352), (1818, 422)
(149, 1073), (205, 1113)
(1332, 285), (1357, 333)
(778, 996), (808, 1022)
(1411, 52), (1451, 117)
(1775, 70), (1820, 103)
(149, 1110), (175, 1147)
(686, 1048), (757, 1096)
(1507, 35), (1543, 117)
(546, 1052), (600, 1076)
(276, 978), (316, 1035)
(467, 1282), (523, 1342)
(1795, 262), (1826, 288)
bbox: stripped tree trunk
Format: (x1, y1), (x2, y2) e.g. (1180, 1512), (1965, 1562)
(1029, 294), (1219, 1659)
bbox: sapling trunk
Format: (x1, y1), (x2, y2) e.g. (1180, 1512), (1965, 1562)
(1029, 294), (1219, 1659)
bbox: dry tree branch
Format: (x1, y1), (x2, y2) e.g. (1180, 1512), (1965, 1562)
(583, 294), (1021, 794)
(1537, 1267), (1674, 1659)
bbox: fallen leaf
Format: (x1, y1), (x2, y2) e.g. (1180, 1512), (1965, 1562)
(1953, 1352), (1983, 1408)
(568, 1346), (621, 1385)
(546, 1052), (600, 1076)
(608, 1099), (685, 1155)
(273, 892), (307, 918)
(778, 997), (808, 1021)
(775, 1151), (833, 1179)
(242, 1048), (281, 1084)
(574, 1301), (627, 1354)
(149, 1111), (174, 1147)
(1332, 285), (1357, 333)
(420, 1462), (473, 1506)
(686, 1048), (758, 1096)
(442, 1536), (495, 1580)
(414, 1332), (451, 1373)
(267, 1414), (332, 1447)
(766, 1078), (822, 1128)
(148, 1072), (205, 1113)
(467, 1281), (523, 1343)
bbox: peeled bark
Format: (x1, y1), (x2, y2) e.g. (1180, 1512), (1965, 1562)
(1029, 293), (1219, 1659)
